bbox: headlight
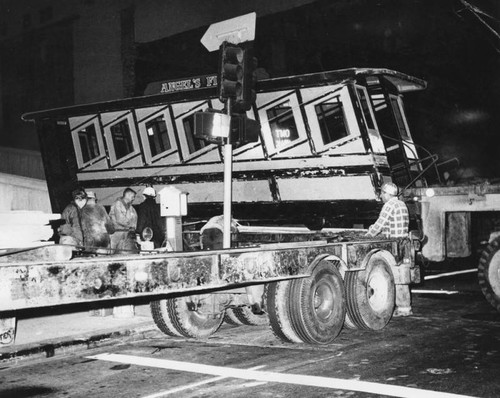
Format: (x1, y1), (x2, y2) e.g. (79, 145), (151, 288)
(425, 188), (435, 198)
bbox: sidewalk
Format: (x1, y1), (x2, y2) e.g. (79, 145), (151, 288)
(0, 305), (158, 362)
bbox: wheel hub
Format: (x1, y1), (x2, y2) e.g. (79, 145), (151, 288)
(367, 271), (389, 312)
(185, 295), (221, 317)
(313, 282), (334, 321)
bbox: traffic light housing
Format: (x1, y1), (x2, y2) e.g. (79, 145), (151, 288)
(194, 110), (260, 146)
(230, 113), (260, 146)
(218, 41), (257, 112)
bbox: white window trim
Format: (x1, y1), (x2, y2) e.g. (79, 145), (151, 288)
(355, 85), (386, 154)
(71, 118), (106, 169)
(137, 109), (177, 164)
(257, 91), (307, 156)
(304, 87), (360, 152)
(389, 94), (418, 159)
(103, 112), (141, 166)
(355, 85), (380, 132)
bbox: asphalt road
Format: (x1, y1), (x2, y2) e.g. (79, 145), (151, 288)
(1, 273), (499, 398)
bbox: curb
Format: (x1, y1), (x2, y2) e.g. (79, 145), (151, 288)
(0, 322), (158, 363)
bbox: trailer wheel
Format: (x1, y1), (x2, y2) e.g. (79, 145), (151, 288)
(345, 253), (395, 330)
(168, 294), (225, 338)
(224, 309), (243, 326)
(150, 300), (183, 337)
(288, 259), (346, 344)
(343, 313), (357, 330)
(478, 238), (500, 312)
(232, 306), (268, 326)
(266, 281), (303, 343)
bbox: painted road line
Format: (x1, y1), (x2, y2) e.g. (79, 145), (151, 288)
(424, 269), (477, 280)
(88, 353), (477, 398)
(141, 365), (266, 398)
(412, 289), (459, 295)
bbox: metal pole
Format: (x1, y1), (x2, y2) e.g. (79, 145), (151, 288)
(223, 98), (233, 249)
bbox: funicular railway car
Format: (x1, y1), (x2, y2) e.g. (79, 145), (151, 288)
(0, 68), (426, 345)
(22, 68), (428, 228)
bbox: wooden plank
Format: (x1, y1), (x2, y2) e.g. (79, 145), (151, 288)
(0, 245), (72, 263)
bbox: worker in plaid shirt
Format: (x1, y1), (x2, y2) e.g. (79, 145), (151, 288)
(366, 182), (409, 238)
(366, 182), (412, 317)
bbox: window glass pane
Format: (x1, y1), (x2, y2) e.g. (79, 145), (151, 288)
(315, 99), (349, 145)
(390, 97), (410, 140)
(78, 124), (100, 163)
(146, 116), (172, 157)
(266, 101), (299, 148)
(357, 88), (375, 129)
(183, 114), (206, 154)
(110, 119), (134, 160)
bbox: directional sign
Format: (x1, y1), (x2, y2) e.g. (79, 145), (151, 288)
(201, 12), (256, 52)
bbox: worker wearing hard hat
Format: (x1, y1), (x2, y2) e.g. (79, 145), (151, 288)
(366, 182), (412, 317)
(200, 215), (238, 250)
(366, 182), (409, 239)
(136, 186), (165, 248)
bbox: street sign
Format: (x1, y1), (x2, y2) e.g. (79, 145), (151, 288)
(201, 12), (256, 52)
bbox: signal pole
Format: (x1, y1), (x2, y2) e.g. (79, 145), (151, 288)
(223, 98), (233, 249)
(200, 12), (257, 249)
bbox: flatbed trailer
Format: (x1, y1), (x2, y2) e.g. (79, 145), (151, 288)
(407, 183), (500, 312)
(0, 232), (419, 345)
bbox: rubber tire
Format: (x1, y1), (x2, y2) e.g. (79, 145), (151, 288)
(150, 299), (183, 337)
(168, 294), (225, 338)
(343, 312), (357, 330)
(345, 254), (395, 330)
(288, 260), (346, 344)
(266, 280), (303, 343)
(224, 308), (244, 326)
(233, 306), (268, 326)
(478, 238), (500, 312)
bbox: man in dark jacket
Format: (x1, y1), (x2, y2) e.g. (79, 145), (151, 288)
(81, 191), (115, 253)
(59, 188), (87, 247)
(136, 186), (165, 248)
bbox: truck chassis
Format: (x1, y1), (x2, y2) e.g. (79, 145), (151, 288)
(0, 233), (419, 345)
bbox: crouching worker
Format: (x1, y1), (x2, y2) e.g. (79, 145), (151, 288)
(59, 188), (87, 248)
(81, 191), (114, 254)
(109, 188), (138, 254)
(200, 215), (238, 250)
(365, 182), (412, 317)
(137, 186), (165, 248)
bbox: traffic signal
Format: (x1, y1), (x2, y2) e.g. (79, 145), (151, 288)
(218, 42), (244, 101)
(218, 41), (257, 112)
(230, 113), (260, 145)
(194, 110), (260, 146)
(194, 110), (231, 145)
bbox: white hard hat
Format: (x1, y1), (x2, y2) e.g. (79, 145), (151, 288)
(86, 191), (96, 199)
(143, 187), (156, 197)
(381, 182), (399, 196)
